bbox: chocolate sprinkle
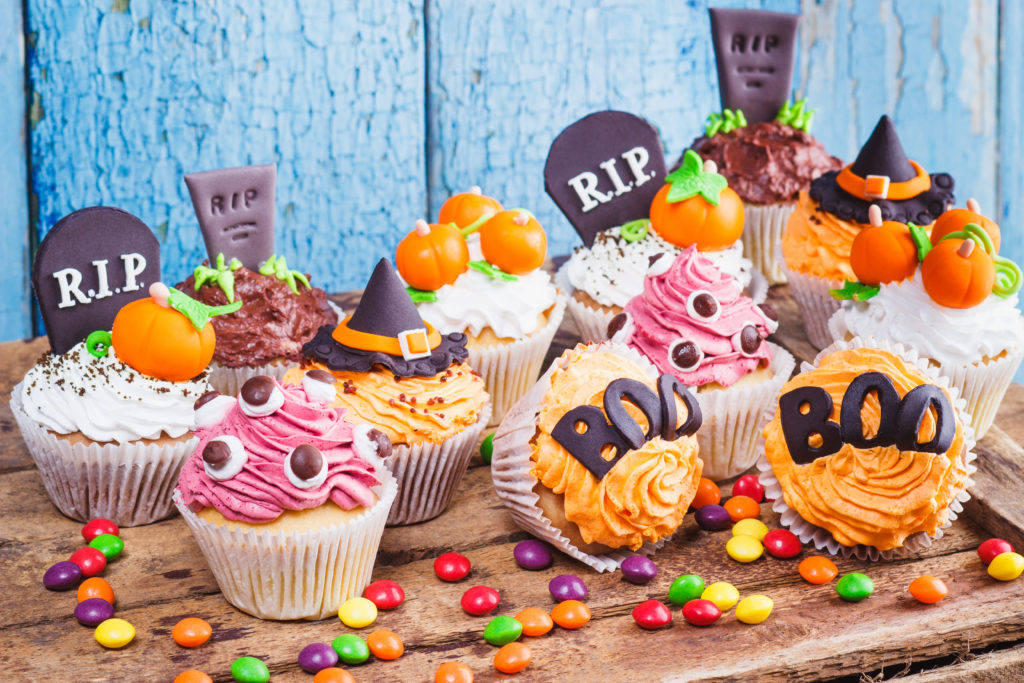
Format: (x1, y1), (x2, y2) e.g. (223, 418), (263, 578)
(194, 391), (221, 410)
(202, 440), (231, 469)
(240, 375), (276, 406)
(289, 444), (323, 481)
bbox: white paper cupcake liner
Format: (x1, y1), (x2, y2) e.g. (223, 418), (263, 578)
(780, 255), (842, 350)
(755, 336), (977, 561)
(11, 385), (197, 527)
(696, 343), (796, 481)
(743, 202), (796, 284)
(469, 293), (567, 425)
(386, 401), (492, 525)
(491, 342), (671, 572)
(174, 462), (397, 621)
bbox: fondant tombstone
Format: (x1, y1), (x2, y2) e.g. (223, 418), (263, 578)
(708, 8), (801, 124)
(32, 207), (160, 354)
(544, 111), (667, 247)
(185, 164), (276, 271)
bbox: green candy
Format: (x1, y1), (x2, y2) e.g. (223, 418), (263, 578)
(836, 572), (874, 602)
(668, 574), (705, 606)
(480, 433), (495, 465)
(483, 615), (523, 646)
(230, 656), (269, 683)
(331, 633), (370, 665)
(88, 534), (124, 561)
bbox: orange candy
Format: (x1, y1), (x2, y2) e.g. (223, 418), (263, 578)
(478, 210), (547, 275)
(112, 295), (215, 381)
(909, 575), (948, 604)
(798, 556), (839, 585)
(691, 477), (722, 509)
(435, 661), (474, 683)
(921, 237), (995, 309)
(77, 577), (115, 605)
(648, 161), (744, 252)
(493, 642), (532, 674)
(395, 221), (470, 291)
(173, 671), (213, 683)
(551, 600), (591, 629)
(314, 669), (356, 683)
(723, 495), (760, 522)
(932, 203), (1001, 253)
(367, 629), (404, 660)
(850, 221), (918, 285)
(172, 617), (212, 648)
(438, 187), (503, 231)
(514, 607), (554, 637)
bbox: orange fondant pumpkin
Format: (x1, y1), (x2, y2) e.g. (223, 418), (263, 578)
(849, 210), (918, 285)
(395, 220), (470, 291)
(648, 183), (744, 251)
(479, 210), (547, 275)
(438, 186), (503, 230)
(921, 238), (995, 309)
(931, 201), (1001, 253)
(111, 297), (215, 381)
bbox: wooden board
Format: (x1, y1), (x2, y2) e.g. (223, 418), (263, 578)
(3, 285), (1024, 682)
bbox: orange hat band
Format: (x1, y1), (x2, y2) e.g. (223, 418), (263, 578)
(836, 160), (931, 202)
(331, 316), (442, 360)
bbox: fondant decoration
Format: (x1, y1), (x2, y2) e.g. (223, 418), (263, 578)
(395, 220), (470, 291)
(649, 151), (744, 251)
(32, 207), (161, 355)
(686, 290), (721, 322)
(551, 374), (701, 480)
(195, 390), (235, 429)
(479, 210), (547, 275)
(202, 435), (247, 481)
(775, 98), (815, 133)
(185, 164), (276, 271)
(438, 186), (504, 234)
(239, 375), (285, 417)
(849, 205), (917, 285)
(922, 229), (996, 309)
(779, 371), (955, 465)
(302, 259), (469, 377)
(545, 110), (667, 247)
(301, 368), (337, 403)
(284, 444), (328, 489)
(258, 254), (310, 295)
(606, 311), (633, 342)
(708, 8), (801, 124)
(467, 260), (518, 281)
(85, 330), (112, 358)
(931, 198), (1001, 253)
(193, 253), (242, 302)
(619, 219), (650, 243)
(705, 109), (747, 137)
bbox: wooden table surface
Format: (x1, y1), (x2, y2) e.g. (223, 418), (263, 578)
(4, 285), (1024, 682)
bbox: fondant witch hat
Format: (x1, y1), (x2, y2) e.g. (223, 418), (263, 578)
(301, 259), (468, 376)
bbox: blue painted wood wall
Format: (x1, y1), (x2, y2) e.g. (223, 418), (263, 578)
(5, 0), (1021, 342)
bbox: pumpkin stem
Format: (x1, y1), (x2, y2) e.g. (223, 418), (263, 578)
(468, 186), (482, 195)
(459, 210), (499, 237)
(414, 219), (431, 237)
(867, 204), (882, 227)
(149, 282), (170, 307)
(166, 287), (243, 331)
(958, 239), (976, 258)
(702, 159), (718, 175)
(967, 198), (981, 214)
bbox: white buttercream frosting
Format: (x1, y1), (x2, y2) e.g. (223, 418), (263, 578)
(18, 339), (208, 443)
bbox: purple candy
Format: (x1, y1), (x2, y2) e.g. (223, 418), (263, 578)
(75, 598), (114, 626)
(621, 555), (658, 585)
(43, 561), (82, 591)
(549, 574), (588, 602)
(298, 642), (339, 673)
(695, 504), (732, 531)
(513, 540), (553, 570)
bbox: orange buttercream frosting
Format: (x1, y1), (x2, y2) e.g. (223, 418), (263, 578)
(530, 347), (702, 550)
(763, 348), (970, 551)
(781, 191), (864, 281)
(283, 362), (488, 446)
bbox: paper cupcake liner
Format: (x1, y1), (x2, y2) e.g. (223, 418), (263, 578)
(469, 293), (567, 425)
(780, 256), (842, 350)
(743, 202), (796, 284)
(207, 359), (293, 396)
(755, 336), (977, 561)
(11, 385), (196, 526)
(491, 342), (670, 572)
(386, 402), (492, 525)
(174, 464), (397, 620)
(696, 343), (796, 481)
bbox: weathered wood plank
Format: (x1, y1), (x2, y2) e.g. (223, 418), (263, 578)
(899, 642), (1024, 682)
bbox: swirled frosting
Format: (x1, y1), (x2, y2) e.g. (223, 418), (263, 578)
(623, 246), (775, 388)
(18, 340), (207, 443)
(531, 347), (702, 550)
(762, 347), (970, 550)
(176, 380), (382, 523)
(283, 361), (488, 446)
(781, 191), (864, 281)
(831, 271), (1024, 366)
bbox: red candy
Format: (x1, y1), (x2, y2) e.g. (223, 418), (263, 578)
(81, 519), (119, 543)
(762, 528), (802, 559)
(69, 547), (107, 577)
(731, 475), (764, 503)
(632, 600), (672, 630)
(461, 586), (500, 616)
(434, 552), (471, 582)
(364, 579), (405, 610)
(682, 599), (721, 626)
(978, 538), (1014, 565)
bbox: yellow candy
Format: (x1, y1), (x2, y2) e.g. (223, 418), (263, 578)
(95, 618), (135, 649)
(735, 595), (774, 624)
(339, 596), (378, 628)
(988, 552), (1024, 581)
(726, 535), (764, 563)
(701, 582), (739, 611)
(731, 518), (769, 540)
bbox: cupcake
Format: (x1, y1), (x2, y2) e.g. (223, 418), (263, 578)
(396, 188), (564, 422)
(180, 164), (338, 395)
(284, 258), (490, 525)
(758, 339), (975, 560)
(175, 375), (396, 620)
(780, 115), (955, 349)
(492, 342), (704, 572)
(829, 203), (1023, 438)
(612, 247), (795, 480)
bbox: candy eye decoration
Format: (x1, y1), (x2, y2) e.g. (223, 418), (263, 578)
(686, 290), (721, 322)
(239, 375), (285, 417)
(606, 312), (634, 343)
(353, 424), (393, 460)
(202, 435), (247, 481)
(756, 303), (780, 333)
(285, 443), (328, 489)
(732, 323), (763, 357)
(647, 252), (673, 276)
(669, 339), (703, 373)
(194, 390), (236, 429)
(302, 369), (337, 403)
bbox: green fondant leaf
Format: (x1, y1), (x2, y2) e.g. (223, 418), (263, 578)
(664, 150), (728, 205)
(830, 280), (880, 302)
(406, 286), (439, 304)
(908, 223), (932, 262)
(167, 287), (243, 331)
(468, 260), (518, 282)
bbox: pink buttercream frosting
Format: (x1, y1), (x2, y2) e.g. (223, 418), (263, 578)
(624, 246), (775, 388)
(176, 381), (382, 523)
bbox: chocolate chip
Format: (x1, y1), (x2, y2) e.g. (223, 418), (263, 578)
(202, 440), (231, 469)
(289, 444), (324, 481)
(740, 325), (762, 354)
(367, 428), (392, 458)
(758, 303), (778, 321)
(194, 391), (221, 410)
(607, 312), (629, 338)
(691, 292), (718, 319)
(671, 340), (701, 370)
(648, 253), (665, 267)
(305, 369), (336, 385)
(240, 375), (276, 406)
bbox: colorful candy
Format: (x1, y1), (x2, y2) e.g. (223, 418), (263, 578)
(230, 656), (270, 683)
(94, 617), (135, 648)
(735, 595), (773, 624)
(731, 518), (768, 541)
(494, 642), (532, 674)
(682, 599), (721, 626)
(81, 518), (119, 543)
(620, 555), (658, 584)
(461, 585), (500, 616)
(88, 534), (124, 560)
(75, 598), (114, 627)
(480, 433), (495, 465)
(513, 540), (553, 570)
(836, 573), (874, 601)
(726, 535), (764, 563)
(551, 599), (591, 629)
(668, 574), (705, 606)
(173, 671), (213, 683)
(69, 546), (107, 577)
(331, 633), (370, 665)
(515, 607), (554, 636)
(78, 577), (115, 604)
(364, 579), (405, 610)
(695, 504), (731, 531)
(367, 628), (404, 660)
(763, 529), (802, 559)
(988, 552), (1024, 581)
(798, 556), (838, 584)
(691, 477), (721, 508)
(436, 661), (474, 683)
(978, 538), (1015, 565)
(732, 475), (764, 503)
(339, 596), (378, 628)
(723, 495), (760, 522)
(172, 617), (212, 647)
(701, 582), (739, 611)
(314, 669), (356, 683)
(909, 576), (948, 604)
(632, 599), (672, 629)
(548, 574), (588, 602)
(483, 615), (523, 646)
(43, 561), (82, 591)
(299, 642), (340, 673)
(435, 552), (472, 582)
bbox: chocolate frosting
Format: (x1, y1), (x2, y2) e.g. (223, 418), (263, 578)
(177, 264), (337, 368)
(301, 325), (470, 377)
(688, 121), (842, 204)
